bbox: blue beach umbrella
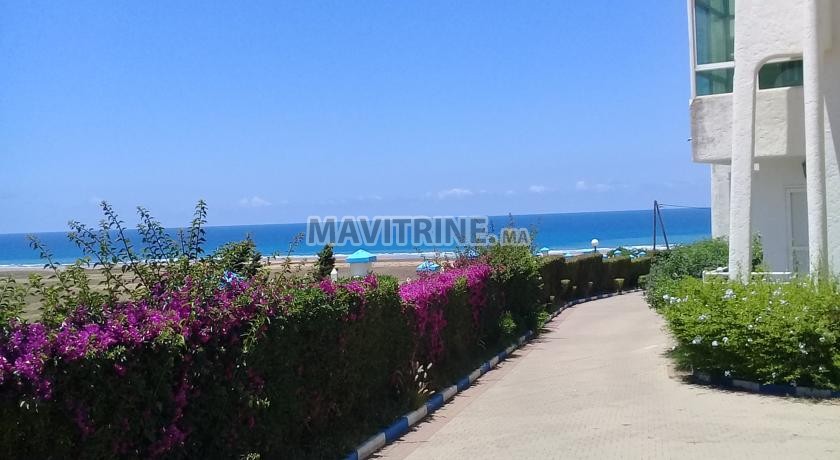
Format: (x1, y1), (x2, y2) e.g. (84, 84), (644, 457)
(346, 249), (377, 264)
(416, 261), (441, 273)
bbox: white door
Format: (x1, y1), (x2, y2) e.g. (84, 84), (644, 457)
(787, 188), (808, 273)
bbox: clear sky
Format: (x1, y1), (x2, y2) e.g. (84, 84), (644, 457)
(0, 1), (703, 233)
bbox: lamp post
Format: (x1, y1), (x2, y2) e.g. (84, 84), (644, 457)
(591, 238), (599, 253)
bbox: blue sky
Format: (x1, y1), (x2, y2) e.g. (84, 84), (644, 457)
(0, 1), (703, 233)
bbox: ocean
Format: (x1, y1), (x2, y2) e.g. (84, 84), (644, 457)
(0, 208), (710, 266)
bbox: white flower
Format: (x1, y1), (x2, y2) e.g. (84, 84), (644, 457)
(724, 370), (731, 377)
(799, 343), (808, 354)
(819, 366), (826, 372)
(663, 294), (670, 300)
(691, 336), (703, 345)
(722, 336), (729, 344)
(711, 340), (719, 347)
(698, 314), (708, 321)
(723, 289), (736, 300)
(772, 372), (777, 378)
(780, 300), (788, 306)
(747, 338), (753, 343)
(773, 289), (781, 297)
(819, 336), (826, 343)
(748, 324), (754, 330)
(756, 316), (762, 323)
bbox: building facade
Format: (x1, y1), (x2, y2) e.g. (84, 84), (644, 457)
(688, 0), (839, 278)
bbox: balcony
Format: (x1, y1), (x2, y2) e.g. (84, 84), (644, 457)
(690, 86), (805, 163)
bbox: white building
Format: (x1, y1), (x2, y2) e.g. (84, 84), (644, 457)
(688, 0), (839, 279)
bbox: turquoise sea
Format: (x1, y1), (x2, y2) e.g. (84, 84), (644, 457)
(0, 208), (710, 266)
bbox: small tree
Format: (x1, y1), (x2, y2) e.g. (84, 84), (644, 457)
(314, 243), (336, 280)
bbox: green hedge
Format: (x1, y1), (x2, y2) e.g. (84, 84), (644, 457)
(240, 276), (415, 458)
(539, 253), (652, 304)
(645, 238), (729, 310)
(1, 258), (545, 458)
(0, 275), (414, 459)
(660, 277), (840, 390)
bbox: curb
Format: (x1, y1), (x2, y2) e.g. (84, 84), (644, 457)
(345, 288), (643, 460)
(692, 371), (840, 399)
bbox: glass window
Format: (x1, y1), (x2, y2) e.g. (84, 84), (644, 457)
(759, 60), (803, 89)
(696, 68), (734, 96)
(695, 0), (735, 65)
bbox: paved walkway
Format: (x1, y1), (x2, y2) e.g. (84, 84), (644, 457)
(375, 292), (840, 459)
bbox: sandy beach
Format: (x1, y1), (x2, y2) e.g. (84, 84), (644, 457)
(0, 257), (436, 319)
(0, 256), (432, 283)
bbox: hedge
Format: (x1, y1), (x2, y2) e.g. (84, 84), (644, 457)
(1, 240), (655, 458)
(0, 274), (415, 459)
(660, 277), (840, 390)
(539, 253), (652, 304)
(0, 254), (544, 458)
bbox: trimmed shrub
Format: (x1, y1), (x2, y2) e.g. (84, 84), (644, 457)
(0, 203), (547, 458)
(482, 245), (543, 332)
(0, 274), (414, 459)
(0, 259), (529, 458)
(539, 253), (652, 301)
(244, 275), (414, 458)
(660, 277), (840, 390)
(399, 264), (498, 385)
(646, 238), (729, 310)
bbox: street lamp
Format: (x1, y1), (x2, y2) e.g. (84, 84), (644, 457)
(591, 238), (599, 253)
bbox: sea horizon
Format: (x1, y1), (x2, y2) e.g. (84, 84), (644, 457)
(0, 207), (710, 267)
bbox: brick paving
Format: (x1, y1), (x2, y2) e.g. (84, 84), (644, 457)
(375, 292), (840, 459)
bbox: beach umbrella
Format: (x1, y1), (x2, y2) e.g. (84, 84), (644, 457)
(347, 249), (377, 277)
(416, 261), (441, 273)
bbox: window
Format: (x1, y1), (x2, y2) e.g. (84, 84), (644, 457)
(694, 0), (735, 65)
(696, 68), (734, 96)
(759, 60), (803, 89)
(693, 0), (735, 95)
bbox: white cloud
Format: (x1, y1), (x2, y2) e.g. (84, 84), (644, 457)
(356, 194), (383, 201)
(504, 190), (516, 196)
(437, 188), (474, 199)
(528, 185), (549, 194)
(575, 180), (612, 192)
(238, 196), (272, 208)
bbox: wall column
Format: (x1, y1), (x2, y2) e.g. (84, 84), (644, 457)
(711, 164), (731, 238)
(804, 0), (828, 277)
(728, 61), (757, 281)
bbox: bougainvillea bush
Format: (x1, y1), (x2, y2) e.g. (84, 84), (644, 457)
(0, 273), (417, 458)
(0, 257), (543, 458)
(0, 203), (552, 458)
(661, 277), (840, 390)
(400, 263), (501, 384)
